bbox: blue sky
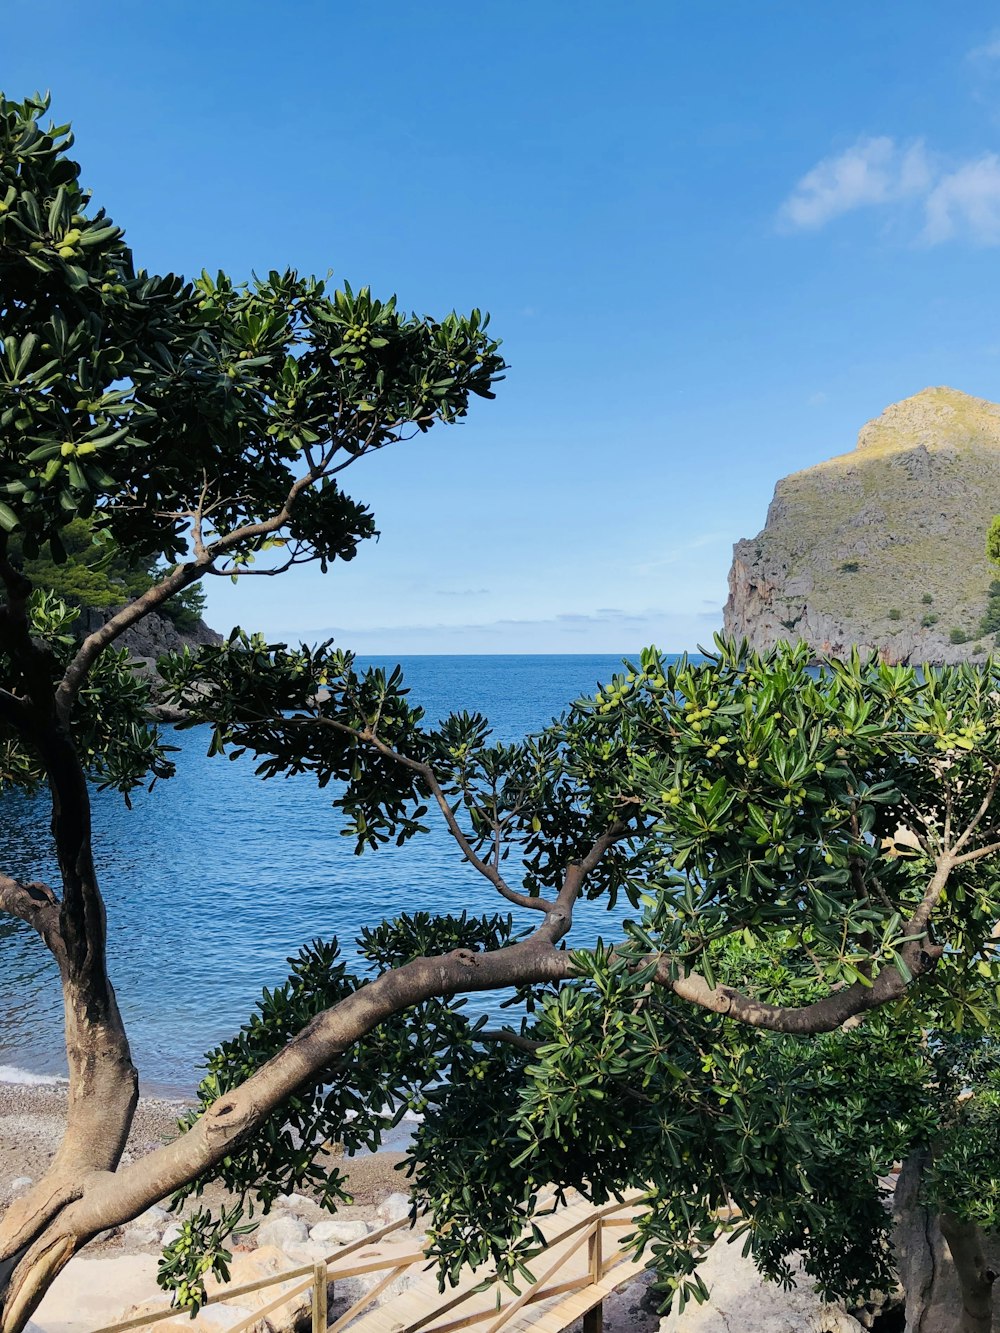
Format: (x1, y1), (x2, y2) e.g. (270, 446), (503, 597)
(7, 4), (1000, 652)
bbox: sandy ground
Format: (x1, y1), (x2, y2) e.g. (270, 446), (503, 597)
(0, 1079), (409, 1224)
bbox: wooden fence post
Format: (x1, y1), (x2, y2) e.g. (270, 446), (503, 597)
(584, 1220), (604, 1333)
(312, 1262), (328, 1331)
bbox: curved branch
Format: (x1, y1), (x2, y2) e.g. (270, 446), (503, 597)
(314, 716), (557, 915)
(55, 445), (341, 717)
(0, 876), (63, 961)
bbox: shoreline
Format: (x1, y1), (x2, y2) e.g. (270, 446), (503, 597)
(0, 1079), (412, 1226)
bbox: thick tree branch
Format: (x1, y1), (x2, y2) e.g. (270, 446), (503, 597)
(0, 876), (63, 956)
(657, 857), (955, 1034)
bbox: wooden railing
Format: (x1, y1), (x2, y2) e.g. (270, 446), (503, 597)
(93, 1195), (645, 1333)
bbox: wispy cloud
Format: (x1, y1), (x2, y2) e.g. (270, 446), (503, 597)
(968, 35), (1000, 61)
(779, 137), (931, 231)
(924, 154), (1000, 243)
(779, 134), (1000, 245)
(633, 532), (728, 577)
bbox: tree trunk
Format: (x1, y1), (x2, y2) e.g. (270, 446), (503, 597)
(940, 1213), (995, 1333)
(893, 1151), (997, 1332)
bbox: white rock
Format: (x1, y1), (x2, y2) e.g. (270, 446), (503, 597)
(310, 1218), (370, 1245)
(161, 1223), (183, 1247)
(256, 1212), (309, 1250)
(9, 1176), (32, 1193)
(137, 1204), (170, 1227)
(286, 1238), (335, 1265)
(35, 1255), (161, 1331)
(658, 1234), (864, 1333)
(276, 1191), (314, 1211)
(205, 1245), (310, 1333)
(123, 1226), (160, 1247)
(375, 1191), (412, 1224)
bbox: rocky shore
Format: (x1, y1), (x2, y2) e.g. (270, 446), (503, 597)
(2, 1080), (659, 1333)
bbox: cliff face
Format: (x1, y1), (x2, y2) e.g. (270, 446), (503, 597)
(723, 387), (1000, 663)
(76, 606), (222, 668)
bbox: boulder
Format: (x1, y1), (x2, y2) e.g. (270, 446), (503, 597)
(310, 1218), (370, 1246)
(375, 1192), (412, 1225)
(658, 1234), (864, 1333)
(276, 1192), (315, 1212)
(34, 1255), (162, 1331)
(203, 1244), (314, 1333)
(123, 1226), (161, 1247)
(286, 1239), (335, 1267)
(256, 1213), (310, 1250)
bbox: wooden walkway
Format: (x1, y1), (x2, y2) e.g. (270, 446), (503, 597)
(329, 1190), (650, 1333)
(97, 1188), (651, 1333)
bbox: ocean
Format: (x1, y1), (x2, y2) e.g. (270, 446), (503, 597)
(0, 654), (679, 1096)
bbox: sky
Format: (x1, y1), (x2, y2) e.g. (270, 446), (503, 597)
(6, 4), (1000, 652)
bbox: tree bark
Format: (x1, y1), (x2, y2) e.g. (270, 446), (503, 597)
(894, 1152), (997, 1333)
(940, 1213), (995, 1333)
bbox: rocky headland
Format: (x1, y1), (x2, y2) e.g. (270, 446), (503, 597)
(723, 386), (1000, 663)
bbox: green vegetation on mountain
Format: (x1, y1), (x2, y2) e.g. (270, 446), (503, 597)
(9, 518), (207, 633)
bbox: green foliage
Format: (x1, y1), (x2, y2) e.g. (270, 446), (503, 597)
(0, 587), (175, 797)
(0, 94), (505, 576)
(922, 612), (940, 627)
(950, 628), (971, 644)
(152, 636), (1000, 1309)
(922, 593), (934, 605)
(888, 608), (901, 621)
(978, 579), (1000, 637)
(839, 561), (859, 573)
(156, 1204), (253, 1314)
(987, 514), (1000, 567)
(6, 516), (207, 633)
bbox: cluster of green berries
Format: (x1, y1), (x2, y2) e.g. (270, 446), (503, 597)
(911, 717), (985, 752)
(344, 323), (371, 346)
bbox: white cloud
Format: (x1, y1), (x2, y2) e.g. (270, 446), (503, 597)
(923, 154), (1000, 243)
(779, 136), (931, 231)
(780, 134), (1000, 246)
(968, 36), (1000, 61)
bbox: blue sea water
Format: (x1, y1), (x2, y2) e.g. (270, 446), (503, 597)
(0, 654), (688, 1096)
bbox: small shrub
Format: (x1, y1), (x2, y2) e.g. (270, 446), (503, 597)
(950, 628), (971, 645)
(888, 609), (901, 622)
(921, 593), (933, 605)
(840, 561), (860, 573)
(921, 613), (939, 628)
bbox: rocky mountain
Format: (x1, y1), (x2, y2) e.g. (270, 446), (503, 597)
(723, 386), (1000, 663)
(76, 605), (221, 671)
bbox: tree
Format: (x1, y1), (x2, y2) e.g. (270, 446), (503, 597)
(7, 515), (207, 629)
(4, 93), (1000, 1333)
